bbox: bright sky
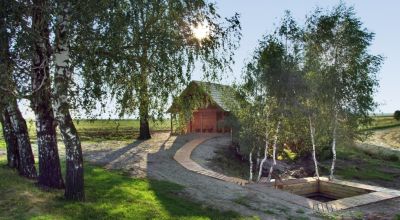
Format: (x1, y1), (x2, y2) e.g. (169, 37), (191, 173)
(19, 1), (399, 118)
(193, 0), (400, 114)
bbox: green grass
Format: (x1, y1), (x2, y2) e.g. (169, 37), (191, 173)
(362, 116), (400, 131)
(325, 144), (400, 183)
(0, 157), (241, 220)
(0, 119), (170, 144)
(0, 140), (5, 150)
(209, 146), (249, 180)
(336, 166), (395, 181)
(73, 119), (170, 142)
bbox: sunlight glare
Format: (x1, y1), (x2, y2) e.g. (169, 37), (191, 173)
(191, 21), (210, 41)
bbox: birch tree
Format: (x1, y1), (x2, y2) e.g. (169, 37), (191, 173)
(243, 13), (303, 182)
(31, 0), (64, 188)
(0, 0), (37, 178)
(304, 4), (382, 179)
(77, 0), (241, 140)
(53, 0), (84, 200)
(1, 109), (19, 169)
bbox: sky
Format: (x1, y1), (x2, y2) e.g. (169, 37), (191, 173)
(19, 0), (400, 118)
(192, 0), (400, 114)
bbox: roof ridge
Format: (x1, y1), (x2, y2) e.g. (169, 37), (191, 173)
(192, 80), (231, 88)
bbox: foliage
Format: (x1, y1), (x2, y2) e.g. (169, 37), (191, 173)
(74, 0), (241, 138)
(230, 4), (382, 169)
(229, 11), (308, 161)
(0, 158), (242, 220)
(304, 4), (383, 142)
(394, 110), (400, 121)
(169, 82), (215, 133)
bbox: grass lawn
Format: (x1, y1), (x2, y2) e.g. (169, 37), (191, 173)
(0, 157), (243, 220)
(319, 143), (400, 184)
(0, 119), (170, 145)
(0, 140), (5, 150)
(362, 115), (400, 131)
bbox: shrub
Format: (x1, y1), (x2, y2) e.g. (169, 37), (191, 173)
(394, 110), (400, 121)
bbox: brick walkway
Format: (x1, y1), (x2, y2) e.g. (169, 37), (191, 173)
(173, 134), (248, 186)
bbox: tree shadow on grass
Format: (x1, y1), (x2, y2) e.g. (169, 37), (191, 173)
(0, 133), (239, 219)
(55, 163), (238, 220)
(84, 132), (239, 219)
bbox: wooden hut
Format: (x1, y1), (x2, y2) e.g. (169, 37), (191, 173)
(167, 81), (235, 133)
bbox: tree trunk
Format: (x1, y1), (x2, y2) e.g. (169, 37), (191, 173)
(32, 0), (64, 189)
(267, 119), (281, 182)
(138, 80), (151, 140)
(309, 115), (319, 179)
(257, 129), (269, 182)
(256, 146), (260, 170)
(1, 109), (19, 169)
(139, 113), (151, 140)
(329, 110), (338, 180)
(6, 101), (37, 178)
(54, 1), (84, 200)
(249, 146), (254, 182)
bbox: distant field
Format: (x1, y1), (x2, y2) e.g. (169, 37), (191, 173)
(364, 116), (400, 131)
(1, 116), (399, 150)
(0, 119), (171, 149)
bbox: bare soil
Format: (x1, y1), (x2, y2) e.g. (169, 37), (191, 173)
(5, 127), (399, 219)
(190, 130), (400, 219)
(363, 127), (400, 149)
(81, 133), (321, 219)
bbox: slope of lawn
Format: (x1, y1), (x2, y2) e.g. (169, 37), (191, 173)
(0, 157), (242, 220)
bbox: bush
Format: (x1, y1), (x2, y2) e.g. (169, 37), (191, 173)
(394, 110), (400, 121)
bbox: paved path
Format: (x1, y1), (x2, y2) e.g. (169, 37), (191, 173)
(174, 134), (248, 186)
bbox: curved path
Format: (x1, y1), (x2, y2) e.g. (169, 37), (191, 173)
(174, 134), (248, 186)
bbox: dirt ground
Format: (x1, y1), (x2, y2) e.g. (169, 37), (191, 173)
(363, 127), (400, 150)
(2, 128), (399, 219)
(82, 133), (321, 219)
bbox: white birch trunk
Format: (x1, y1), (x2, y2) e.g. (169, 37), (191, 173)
(257, 128), (269, 182)
(249, 147), (254, 182)
(309, 115), (319, 179)
(329, 110), (338, 180)
(256, 146), (260, 172)
(267, 119), (281, 182)
(54, 1), (84, 200)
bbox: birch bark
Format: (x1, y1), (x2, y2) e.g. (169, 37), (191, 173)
(329, 109), (338, 180)
(309, 115), (319, 179)
(249, 146), (254, 182)
(267, 119), (281, 181)
(257, 128), (269, 182)
(1, 109), (19, 169)
(31, 0), (64, 189)
(54, 0), (84, 200)
(7, 101), (37, 178)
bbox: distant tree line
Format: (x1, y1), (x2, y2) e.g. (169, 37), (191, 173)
(394, 110), (400, 121)
(1, 0), (240, 201)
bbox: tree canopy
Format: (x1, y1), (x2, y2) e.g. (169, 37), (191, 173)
(75, 0), (241, 139)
